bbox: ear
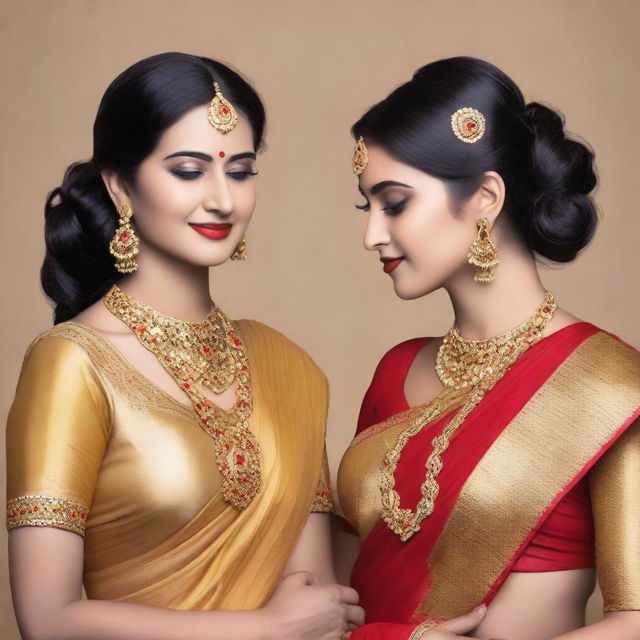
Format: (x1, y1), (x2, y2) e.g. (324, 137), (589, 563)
(477, 171), (505, 225)
(101, 169), (131, 209)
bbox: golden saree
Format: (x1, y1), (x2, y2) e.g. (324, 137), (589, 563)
(337, 324), (640, 638)
(6, 319), (332, 609)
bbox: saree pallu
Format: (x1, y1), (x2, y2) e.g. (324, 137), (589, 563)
(338, 324), (640, 639)
(7, 319), (332, 609)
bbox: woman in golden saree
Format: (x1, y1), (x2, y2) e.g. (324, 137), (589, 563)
(337, 57), (640, 639)
(6, 52), (362, 640)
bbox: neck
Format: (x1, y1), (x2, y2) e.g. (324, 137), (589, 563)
(445, 244), (547, 339)
(117, 245), (212, 321)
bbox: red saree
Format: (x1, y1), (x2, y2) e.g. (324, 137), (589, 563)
(337, 324), (640, 639)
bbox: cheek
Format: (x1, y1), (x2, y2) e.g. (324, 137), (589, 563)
(230, 181), (257, 219)
(395, 207), (470, 287)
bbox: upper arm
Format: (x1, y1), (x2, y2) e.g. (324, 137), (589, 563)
(588, 417), (640, 613)
(6, 336), (110, 632)
(6, 336), (110, 533)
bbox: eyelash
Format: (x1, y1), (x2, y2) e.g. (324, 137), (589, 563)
(355, 199), (407, 215)
(170, 169), (259, 181)
(384, 200), (407, 215)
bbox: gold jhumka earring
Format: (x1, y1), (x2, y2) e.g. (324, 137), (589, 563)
(467, 217), (499, 282)
(230, 237), (247, 261)
(353, 136), (368, 175)
(109, 203), (139, 273)
(207, 82), (239, 133)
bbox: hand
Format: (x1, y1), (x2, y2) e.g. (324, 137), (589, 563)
(421, 605), (505, 639)
(262, 571), (365, 640)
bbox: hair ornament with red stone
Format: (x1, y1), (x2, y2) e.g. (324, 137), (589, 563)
(207, 82), (239, 133)
(451, 107), (486, 144)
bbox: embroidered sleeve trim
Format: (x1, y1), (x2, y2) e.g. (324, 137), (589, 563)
(310, 490), (334, 513)
(6, 495), (89, 536)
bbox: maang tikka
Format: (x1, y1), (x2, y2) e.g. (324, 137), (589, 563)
(109, 203), (139, 273)
(207, 82), (239, 133)
(468, 217), (499, 282)
(353, 136), (368, 175)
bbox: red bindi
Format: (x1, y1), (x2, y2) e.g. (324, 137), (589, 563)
(219, 151), (226, 158)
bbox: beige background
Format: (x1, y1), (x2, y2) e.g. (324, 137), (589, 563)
(2, 0), (639, 636)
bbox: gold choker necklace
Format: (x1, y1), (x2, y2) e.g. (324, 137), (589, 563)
(381, 292), (556, 541)
(436, 292), (557, 389)
(103, 285), (260, 510)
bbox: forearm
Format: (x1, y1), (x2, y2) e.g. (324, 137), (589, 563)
(553, 611), (640, 640)
(17, 598), (273, 640)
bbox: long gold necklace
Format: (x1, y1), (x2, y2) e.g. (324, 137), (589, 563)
(104, 285), (261, 510)
(380, 292), (556, 541)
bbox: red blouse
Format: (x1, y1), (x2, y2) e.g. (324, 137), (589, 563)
(356, 337), (595, 572)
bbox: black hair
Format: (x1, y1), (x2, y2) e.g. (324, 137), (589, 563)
(42, 52), (266, 323)
(352, 56), (597, 263)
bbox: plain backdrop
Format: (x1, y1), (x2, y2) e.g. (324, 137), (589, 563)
(1, 1), (639, 637)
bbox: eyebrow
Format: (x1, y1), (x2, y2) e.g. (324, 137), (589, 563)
(163, 151), (257, 162)
(369, 180), (414, 195)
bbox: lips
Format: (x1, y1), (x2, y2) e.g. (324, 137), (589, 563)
(380, 257), (404, 274)
(188, 222), (232, 240)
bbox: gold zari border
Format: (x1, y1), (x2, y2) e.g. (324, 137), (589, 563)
(6, 495), (89, 536)
(417, 332), (640, 618)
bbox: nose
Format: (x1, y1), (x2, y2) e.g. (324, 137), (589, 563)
(363, 210), (390, 251)
(203, 174), (233, 217)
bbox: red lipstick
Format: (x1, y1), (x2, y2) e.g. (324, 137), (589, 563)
(380, 257), (404, 274)
(188, 223), (232, 240)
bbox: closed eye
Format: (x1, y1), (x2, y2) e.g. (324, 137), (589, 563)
(171, 168), (203, 181)
(355, 202), (370, 212)
(226, 170), (259, 181)
(382, 199), (408, 215)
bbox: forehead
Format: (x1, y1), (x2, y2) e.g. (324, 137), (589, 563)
(152, 104), (255, 155)
(358, 144), (425, 190)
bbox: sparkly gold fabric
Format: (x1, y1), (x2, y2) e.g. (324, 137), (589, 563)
(417, 332), (640, 618)
(6, 319), (332, 608)
(589, 419), (640, 612)
(338, 331), (640, 617)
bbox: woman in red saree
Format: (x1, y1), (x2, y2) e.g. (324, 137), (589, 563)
(336, 57), (640, 640)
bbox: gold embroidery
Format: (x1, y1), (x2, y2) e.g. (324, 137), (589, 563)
(417, 332), (640, 619)
(408, 620), (440, 639)
(7, 495), (89, 535)
(351, 393), (466, 449)
(381, 294), (556, 541)
(104, 285), (260, 510)
(310, 491), (334, 513)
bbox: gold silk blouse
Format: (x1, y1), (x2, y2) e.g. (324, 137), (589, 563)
(6, 319), (333, 609)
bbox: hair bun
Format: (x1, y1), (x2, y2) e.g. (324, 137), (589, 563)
(521, 102), (598, 262)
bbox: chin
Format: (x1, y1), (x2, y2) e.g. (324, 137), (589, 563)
(392, 278), (441, 301)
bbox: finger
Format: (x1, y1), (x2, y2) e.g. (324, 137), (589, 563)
(345, 603), (365, 626)
(441, 605), (487, 634)
(337, 585), (360, 605)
